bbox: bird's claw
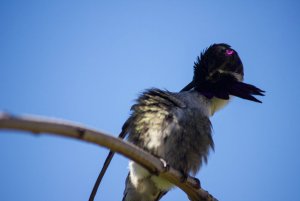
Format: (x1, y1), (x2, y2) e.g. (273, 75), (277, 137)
(191, 177), (201, 189)
(178, 170), (201, 189)
(159, 158), (170, 172)
(179, 170), (188, 183)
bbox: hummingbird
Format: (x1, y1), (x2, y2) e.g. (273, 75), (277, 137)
(89, 43), (265, 201)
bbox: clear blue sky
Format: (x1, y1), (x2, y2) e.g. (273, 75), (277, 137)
(1, 1), (299, 201)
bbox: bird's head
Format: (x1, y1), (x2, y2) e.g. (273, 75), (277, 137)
(181, 43), (265, 103)
(195, 43), (244, 83)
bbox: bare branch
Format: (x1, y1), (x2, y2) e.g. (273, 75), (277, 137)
(0, 113), (218, 201)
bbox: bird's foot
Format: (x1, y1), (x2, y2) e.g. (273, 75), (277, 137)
(178, 170), (201, 189)
(179, 170), (188, 183)
(147, 158), (168, 176)
(191, 177), (201, 189)
(159, 158), (170, 172)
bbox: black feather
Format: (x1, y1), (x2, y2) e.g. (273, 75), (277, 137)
(192, 74), (265, 103)
(182, 43), (265, 103)
(228, 82), (265, 103)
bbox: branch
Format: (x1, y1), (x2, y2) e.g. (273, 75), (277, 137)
(0, 113), (218, 201)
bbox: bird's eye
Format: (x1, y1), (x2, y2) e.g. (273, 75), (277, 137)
(225, 49), (234, 56)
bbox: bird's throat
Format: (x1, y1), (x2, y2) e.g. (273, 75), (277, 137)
(209, 97), (230, 116)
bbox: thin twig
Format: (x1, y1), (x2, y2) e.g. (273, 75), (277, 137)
(0, 113), (218, 201)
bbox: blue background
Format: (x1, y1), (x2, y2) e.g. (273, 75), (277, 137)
(1, 1), (299, 201)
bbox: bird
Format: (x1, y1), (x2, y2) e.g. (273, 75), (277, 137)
(88, 43), (265, 201)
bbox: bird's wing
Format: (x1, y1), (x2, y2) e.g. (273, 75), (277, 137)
(126, 88), (186, 154)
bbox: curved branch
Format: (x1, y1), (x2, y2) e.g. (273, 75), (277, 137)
(0, 113), (218, 201)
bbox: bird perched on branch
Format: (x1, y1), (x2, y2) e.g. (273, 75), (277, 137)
(89, 43), (265, 201)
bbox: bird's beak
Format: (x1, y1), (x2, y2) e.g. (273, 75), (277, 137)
(228, 81), (265, 103)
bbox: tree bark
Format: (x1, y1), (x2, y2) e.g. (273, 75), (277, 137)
(0, 112), (218, 201)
